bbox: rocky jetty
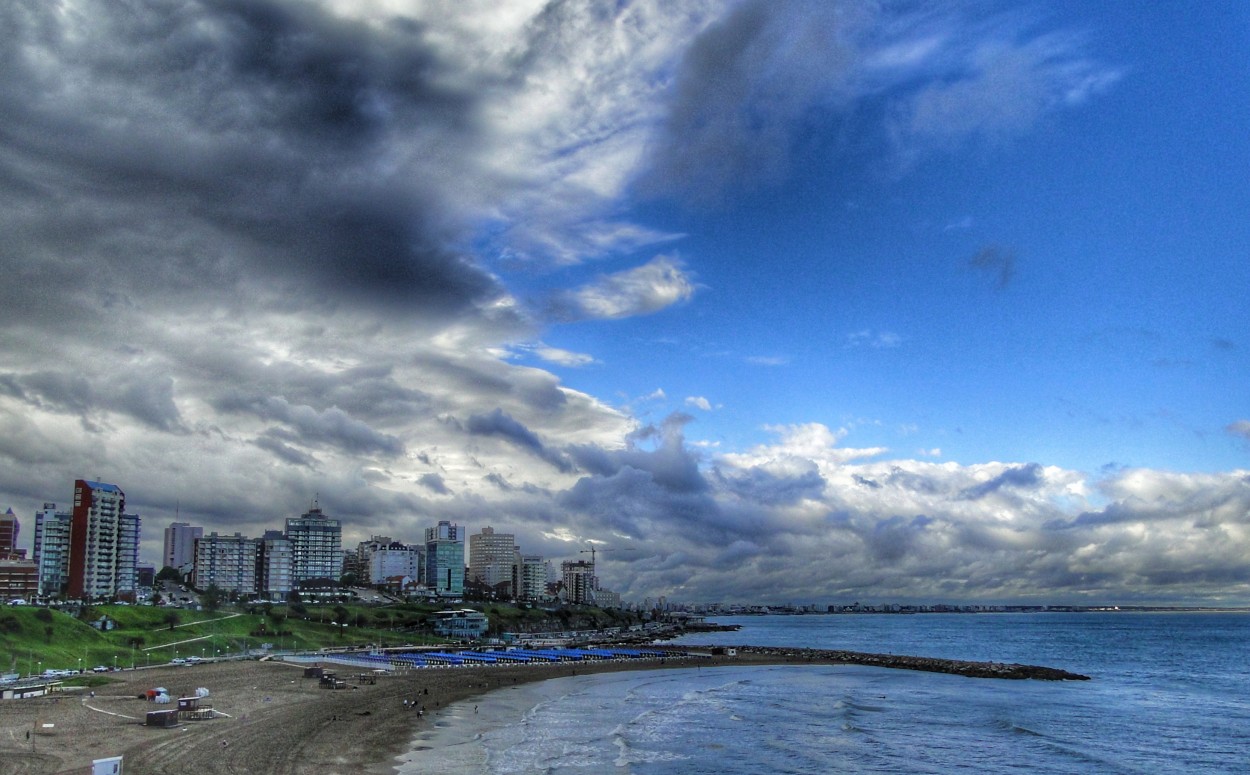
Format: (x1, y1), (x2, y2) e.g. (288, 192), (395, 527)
(673, 645), (1091, 681)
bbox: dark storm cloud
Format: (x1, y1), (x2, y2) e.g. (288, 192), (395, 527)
(866, 514), (935, 563)
(0, 0), (500, 324)
(253, 433), (318, 468)
(197, 360), (431, 425)
(465, 409), (574, 473)
(641, 0), (847, 199)
(960, 462), (1043, 500)
(0, 370), (183, 431)
(418, 472), (450, 495)
(715, 466), (827, 506)
(559, 466), (723, 545)
(852, 474), (881, 489)
(215, 392), (403, 456)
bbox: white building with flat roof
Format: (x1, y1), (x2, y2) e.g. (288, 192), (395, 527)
(163, 522), (202, 573)
(469, 526), (517, 597)
(193, 532), (257, 594)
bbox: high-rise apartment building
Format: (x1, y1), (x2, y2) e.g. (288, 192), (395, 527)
(258, 530), (293, 600)
(34, 503), (71, 597)
(561, 559), (596, 605)
(424, 520), (464, 597)
(193, 532), (257, 594)
(519, 554), (547, 602)
(67, 480), (140, 602)
(163, 521), (202, 572)
(285, 503), (342, 584)
(0, 508), (20, 558)
(469, 526), (517, 597)
(2, 507), (37, 600)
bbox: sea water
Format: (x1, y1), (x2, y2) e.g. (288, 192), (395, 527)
(396, 613), (1250, 773)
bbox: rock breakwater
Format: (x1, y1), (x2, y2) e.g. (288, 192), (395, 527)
(673, 645), (1091, 680)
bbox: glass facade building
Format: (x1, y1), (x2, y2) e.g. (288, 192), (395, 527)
(425, 520), (464, 597)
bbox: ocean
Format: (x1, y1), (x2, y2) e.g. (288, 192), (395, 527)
(396, 612), (1250, 773)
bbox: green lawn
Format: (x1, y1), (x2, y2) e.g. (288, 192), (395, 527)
(1, 600), (644, 677)
(0, 603), (440, 676)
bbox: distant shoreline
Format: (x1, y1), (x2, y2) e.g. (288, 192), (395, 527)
(713, 606), (1250, 615)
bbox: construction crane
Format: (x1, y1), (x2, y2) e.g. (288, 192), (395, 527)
(580, 545), (633, 564)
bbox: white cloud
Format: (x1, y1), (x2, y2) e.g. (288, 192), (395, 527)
(530, 345), (599, 368)
(1227, 420), (1250, 440)
(685, 396), (713, 411)
(547, 255), (697, 321)
(846, 330), (902, 349)
(746, 355), (789, 366)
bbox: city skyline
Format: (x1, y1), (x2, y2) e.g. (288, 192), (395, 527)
(1, 2), (1247, 606)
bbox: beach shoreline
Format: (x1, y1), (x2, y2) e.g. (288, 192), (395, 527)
(0, 652), (731, 775)
(0, 647), (1086, 775)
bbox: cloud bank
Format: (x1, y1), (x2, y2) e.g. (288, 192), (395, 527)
(0, 0), (1241, 606)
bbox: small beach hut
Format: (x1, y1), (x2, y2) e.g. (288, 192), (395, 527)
(146, 709), (179, 728)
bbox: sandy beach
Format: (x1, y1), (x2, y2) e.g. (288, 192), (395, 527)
(0, 645), (1086, 774)
(0, 651), (740, 775)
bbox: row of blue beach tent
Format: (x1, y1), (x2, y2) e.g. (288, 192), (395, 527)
(347, 646), (674, 669)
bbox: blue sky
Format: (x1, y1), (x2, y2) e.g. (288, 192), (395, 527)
(522, 1), (1249, 477)
(1, 0), (1247, 605)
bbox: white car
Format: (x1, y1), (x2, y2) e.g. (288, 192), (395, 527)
(92, 665), (110, 673)
(170, 657), (187, 664)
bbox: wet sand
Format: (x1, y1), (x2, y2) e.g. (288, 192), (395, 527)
(0, 652), (732, 775)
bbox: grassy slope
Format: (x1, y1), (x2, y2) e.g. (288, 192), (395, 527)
(0, 601), (639, 676)
(1, 603), (433, 675)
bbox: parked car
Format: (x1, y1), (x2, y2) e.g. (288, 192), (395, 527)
(92, 665), (110, 673)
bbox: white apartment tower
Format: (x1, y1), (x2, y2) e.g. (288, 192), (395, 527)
(285, 503), (342, 584)
(519, 554), (547, 602)
(193, 532), (257, 594)
(163, 521), (202, 573)
(68, 479), (140, 602)
(469, 526), (517, 597)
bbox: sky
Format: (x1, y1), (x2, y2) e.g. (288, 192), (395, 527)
(1, 0), (1248, 606)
